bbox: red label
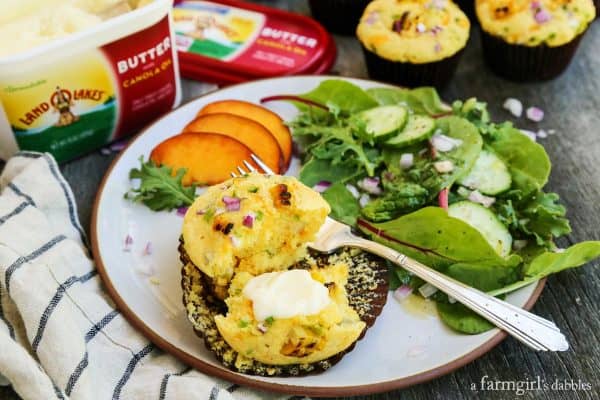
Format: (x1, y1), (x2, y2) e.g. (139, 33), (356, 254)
(102, 16), (178, 138)
(233, 18), (321, 75)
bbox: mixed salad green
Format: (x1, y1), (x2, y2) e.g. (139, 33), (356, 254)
(279, 79), (600, 334)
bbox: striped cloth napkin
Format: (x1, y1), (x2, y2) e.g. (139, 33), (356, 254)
(0, 152), (302, 400)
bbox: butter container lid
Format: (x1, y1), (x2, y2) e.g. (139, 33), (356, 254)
(173, 0), (336, 84)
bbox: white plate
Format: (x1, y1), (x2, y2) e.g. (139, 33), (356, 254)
(91, 76), (543, 397)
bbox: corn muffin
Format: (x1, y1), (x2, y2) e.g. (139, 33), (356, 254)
(356, 0), (470, 88)
(181, 173), (330, 299)
(181, 248), (389, 376)
(476, 0), (596, 80)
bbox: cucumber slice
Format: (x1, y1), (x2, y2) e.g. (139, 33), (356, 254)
(385, 114), (436, 148)
(357, 105), (408, 142)
(448, 201), (512, 257)
(458, 149), (511, 195)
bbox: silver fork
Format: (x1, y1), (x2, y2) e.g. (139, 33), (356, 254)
(232, 154), (569, 352)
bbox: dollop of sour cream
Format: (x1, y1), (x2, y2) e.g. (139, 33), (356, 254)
(243, 270), (331, 321)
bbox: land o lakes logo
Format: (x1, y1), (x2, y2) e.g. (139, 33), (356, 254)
(18, 86), (106, 128)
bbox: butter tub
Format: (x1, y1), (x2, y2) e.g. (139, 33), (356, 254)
(0, 0), (181, 162)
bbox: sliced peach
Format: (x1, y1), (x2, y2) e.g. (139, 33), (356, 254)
(198, 100), (293, 171)
(183, 113), (283, 174)
(150, 132), (258, 186)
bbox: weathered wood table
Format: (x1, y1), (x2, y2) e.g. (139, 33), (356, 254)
(2, 1), (599, 399)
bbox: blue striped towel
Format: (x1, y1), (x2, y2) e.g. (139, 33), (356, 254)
(0, 152), (304, 400)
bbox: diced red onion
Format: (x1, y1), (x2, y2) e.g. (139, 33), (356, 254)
(243, 213), (255, 228)
(143, 242), (153, 256)
(257, 323), (268, 333)
(365, 11), (379, 25)
(434, 160), (454, 173)
(438, 188), (449, 211)
(534, 9), (551, 24)
(503, 98), (523, 117)
(176, 207), (188, 217)
(196, 209), (206, 216)
(468, 190), (496, 208)
(526, 106), (544, 122)
(521, 129), (537, 141)
(434, 42), (442, 53)
(399, 153), (414, 169)
(313, 181), (331, 193)
(359, 194), (370, 208)
(431, 25), (443, 34)
(537, 129), (548, 139)
(222, 196), (241, 211)
(345, 184), (360, 199)
(393, 285), (413, 302)
(357, 177), (382, 195)
(418, 283), (438, 298)
(123, 234), (133, 252)
(416, 22), (426, 33)
(431, 133), (463, 152)
(512, 240), (528, 251)
(531, 0), (541, 9)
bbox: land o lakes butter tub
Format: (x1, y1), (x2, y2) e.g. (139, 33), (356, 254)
(0, 0), (181, 162)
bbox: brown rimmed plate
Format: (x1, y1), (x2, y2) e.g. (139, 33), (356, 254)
(91, 76), (546, 397)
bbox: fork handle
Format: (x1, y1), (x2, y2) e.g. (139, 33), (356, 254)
(346, 237), (569, 351)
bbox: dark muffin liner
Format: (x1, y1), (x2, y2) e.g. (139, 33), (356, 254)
(308, 0), (371, 35)
(179, 238), (389, 377)
(454, 0), (477, 23)
(479, 29), (585, 81)
(361, 45), (465, 89)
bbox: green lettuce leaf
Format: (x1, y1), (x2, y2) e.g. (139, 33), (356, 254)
(484, 124), (551, 197)
(298, 79), (378, 114)
(489, 241), (600, 296)
(495, 191), (571, 247)
(358, 207), (521, 271)
(437, 302), (495, 334)
(298, 158), (362, 187)
(321, 182), (361, 226)
(366, 87), (451, 116)
(126, 157), (196, 211)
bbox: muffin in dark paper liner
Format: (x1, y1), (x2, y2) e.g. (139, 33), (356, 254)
(454, 0), (476, 21)
(480, 30), (584, 81)
(357, 0), (470, 89)
(180, 239), (389, 377)
(362, 45), (465, 88)
(308, 0), (371, 35)
(476, 0), (595, 82)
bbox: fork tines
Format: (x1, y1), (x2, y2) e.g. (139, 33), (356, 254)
(230, 153), (275, 178)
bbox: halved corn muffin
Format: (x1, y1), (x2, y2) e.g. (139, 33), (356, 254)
(181, 173), (330, 299)
(180, 246), (388, 376)
(180, 174), (388, 376)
